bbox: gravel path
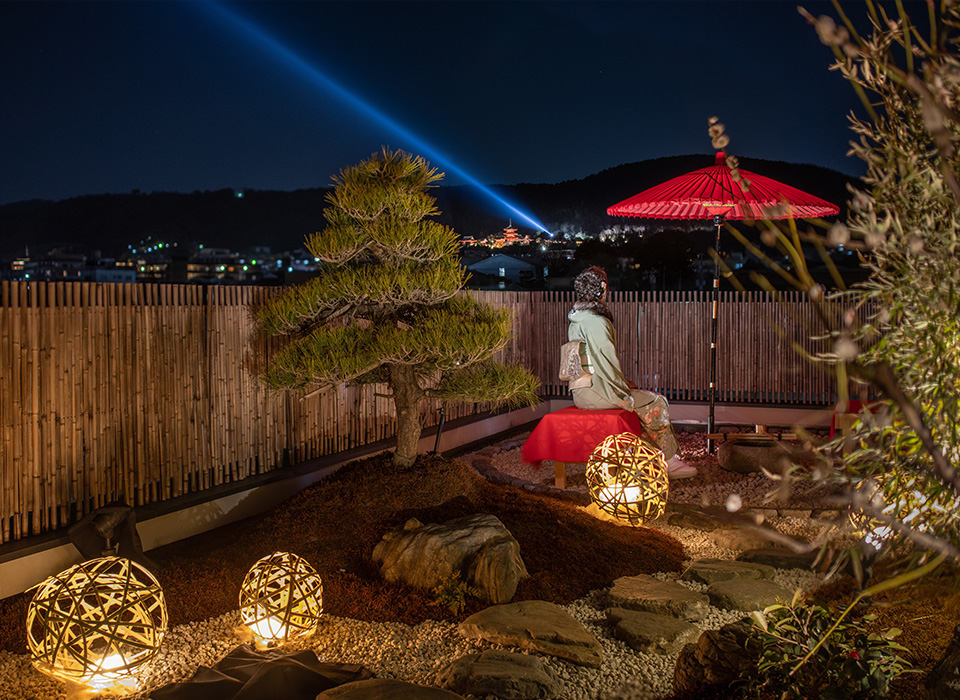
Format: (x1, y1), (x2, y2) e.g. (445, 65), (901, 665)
(0, 430), (829, 700)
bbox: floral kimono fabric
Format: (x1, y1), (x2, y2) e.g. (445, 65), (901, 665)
(631, 390), (679, 460)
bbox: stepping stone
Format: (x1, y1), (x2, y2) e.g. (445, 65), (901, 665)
(317, 678), (465, 699)
(737, 547), (819, 571)
(681, 558), (777, 585)
(605, 608), (701, 655)
(605, 574), (709, 621)
(778, 509), (813, 519)
(708, 527), (779, 553)
(437, 650), (561, 700)
(472, 455), (494, 471)
(458, 600), (603, 668)
(707, 578), (794, 611)
(499, 439), (526, 451)
(664, 503), (736, 531)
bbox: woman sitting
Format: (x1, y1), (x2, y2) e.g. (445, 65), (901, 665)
(567, 266), (696, 479)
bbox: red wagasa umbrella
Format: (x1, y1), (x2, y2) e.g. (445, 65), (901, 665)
(607, 152), (840, 448)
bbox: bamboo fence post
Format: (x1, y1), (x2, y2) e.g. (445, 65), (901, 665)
(1, 283), (13, 541)
(11, 283), (24, 539)
(25, 282), (41, 534)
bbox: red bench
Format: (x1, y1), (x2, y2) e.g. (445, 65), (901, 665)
(521, 407), (644, 488)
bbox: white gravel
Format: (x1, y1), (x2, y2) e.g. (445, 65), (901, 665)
(0, 429), (830, 700)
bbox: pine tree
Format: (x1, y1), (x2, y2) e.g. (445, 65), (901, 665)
(257, 148), (540, 467)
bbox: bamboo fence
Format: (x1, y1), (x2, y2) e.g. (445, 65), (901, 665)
(0, 282), (836, 545)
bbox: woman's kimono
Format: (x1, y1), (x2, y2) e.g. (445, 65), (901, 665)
(567, 307), (679, 460)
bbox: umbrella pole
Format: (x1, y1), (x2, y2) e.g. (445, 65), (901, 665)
(708, 214), (723, 453)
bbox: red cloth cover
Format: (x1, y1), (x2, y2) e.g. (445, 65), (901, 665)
(829, 399), (879, 438)
(521, 407), (644, 464)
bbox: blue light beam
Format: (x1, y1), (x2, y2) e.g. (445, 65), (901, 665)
(194, 2), (552, 234)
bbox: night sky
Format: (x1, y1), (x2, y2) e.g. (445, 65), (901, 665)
(2, 1), (906, 208)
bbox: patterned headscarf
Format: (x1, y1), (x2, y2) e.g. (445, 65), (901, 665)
(572, 266), (612, 320)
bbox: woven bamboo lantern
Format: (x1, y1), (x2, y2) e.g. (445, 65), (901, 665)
(239, 551), (323, 645)
(26, 556), (168, 689)
(585, 432), (669, 525)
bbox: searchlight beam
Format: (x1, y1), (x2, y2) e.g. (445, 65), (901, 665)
(196, 2), (552, 234)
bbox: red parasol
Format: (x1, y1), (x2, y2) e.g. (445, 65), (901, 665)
(607, 153), (840, 448)
(607, 152), (840, 221)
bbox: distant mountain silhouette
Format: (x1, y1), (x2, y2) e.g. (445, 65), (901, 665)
(0, 155), (859, 260)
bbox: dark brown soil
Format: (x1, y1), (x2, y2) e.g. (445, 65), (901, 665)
(0, 452), (684, 654)
(2, 449), (956, 700)
(809, 565), (960, 700)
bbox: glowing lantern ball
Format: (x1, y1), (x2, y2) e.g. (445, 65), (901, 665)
(585, 432), (669, 525)
(239, 551), (323, 645)
(26, 556), (168, 689)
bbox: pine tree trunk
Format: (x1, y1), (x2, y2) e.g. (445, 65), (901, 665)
(387, 363), (424, 467)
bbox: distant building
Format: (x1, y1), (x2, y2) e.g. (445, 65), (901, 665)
(466, 254), (535, 288)
(489, 224), (535, 248)
(8, 252), (86, 281)
(460, 224), (537, 249)
(81, 267), (137, 283)
(186, 248), (262, 283)
(6, 253), (138, 283)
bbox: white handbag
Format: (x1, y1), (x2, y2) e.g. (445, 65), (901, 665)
(558, 340), (593, 388)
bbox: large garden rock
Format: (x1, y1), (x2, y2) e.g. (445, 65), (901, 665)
(926, 623), (960, 699)
(458, 600), (603, 668)
(707, 578), (793, 611)
(606, 608), (701, 655)
(605, 574), (709, 621)
(317, 679), (465, 699)
(681, 558), (777, 585)
(372, 513), (528, 604)
(437, 650), (561, 700)
(673, 619), (761, 696)
(717, 436), (792, 474)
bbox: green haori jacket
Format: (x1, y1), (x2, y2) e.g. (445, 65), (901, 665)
(567, 308), (634, 411)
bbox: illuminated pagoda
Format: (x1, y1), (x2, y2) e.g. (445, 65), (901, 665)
(491, 222), (534, 248)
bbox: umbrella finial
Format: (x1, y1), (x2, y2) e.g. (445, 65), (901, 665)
(715, 152), (726, 166)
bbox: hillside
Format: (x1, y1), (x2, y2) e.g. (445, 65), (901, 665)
(0, 155), (859, 259)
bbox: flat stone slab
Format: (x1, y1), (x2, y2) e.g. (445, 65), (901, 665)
(737, 547), (819, 571)
(707, 578), (794, 612)
(459, 600), (603, 668)
(664, 503), (738, 532)
(317, 678), (465, 699)
(437, 650), (561, 700)
(681, 558), (777, 585)
(605, 574), (709, 621)
(709, 528), (779, 553)
(606, 608), (701, 655)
